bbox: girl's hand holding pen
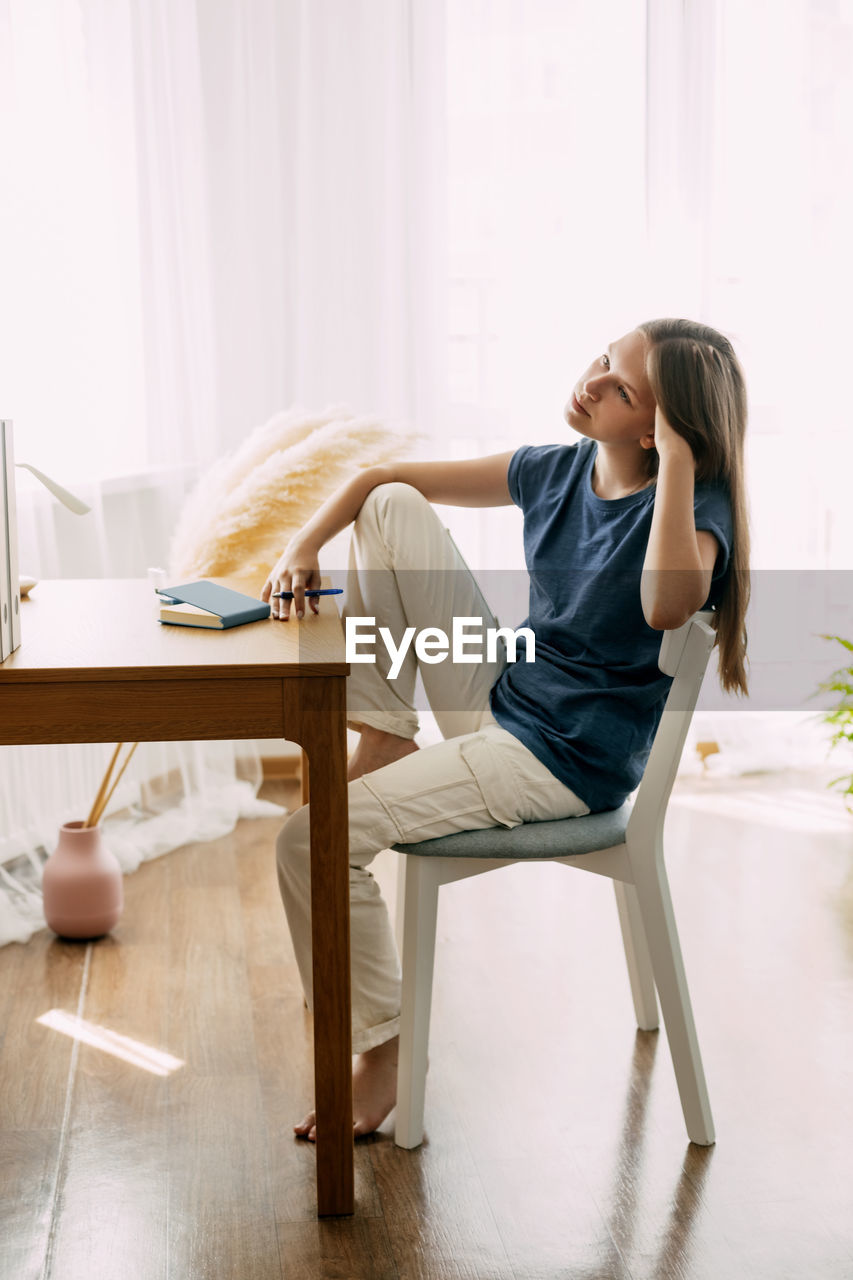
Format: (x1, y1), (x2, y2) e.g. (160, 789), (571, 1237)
(273, 588), (342, 598)
(261, 536), (323, 620)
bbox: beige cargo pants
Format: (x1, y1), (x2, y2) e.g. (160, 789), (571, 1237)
(276, 482), (589, 1053)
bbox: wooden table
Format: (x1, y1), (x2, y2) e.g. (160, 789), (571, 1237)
(0, 579), (354, 1217)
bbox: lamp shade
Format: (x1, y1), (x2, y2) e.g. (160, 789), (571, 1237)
(0, 420), (21, 660)
(1, 419), (91, 659)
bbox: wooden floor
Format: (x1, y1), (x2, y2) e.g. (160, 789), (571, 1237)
(2, 770), (853, 1279)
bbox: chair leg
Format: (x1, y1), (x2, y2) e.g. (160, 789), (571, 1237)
(394, 849), (407, 959)
(631, 849), (715, 1145)
(613, 880), (659, 1031)
(395, 856), (441, 1149)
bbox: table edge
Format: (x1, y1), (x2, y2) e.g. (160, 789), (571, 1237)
(0, 663), (350, 683)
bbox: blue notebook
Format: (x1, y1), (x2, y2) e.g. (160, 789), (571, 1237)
(157, 580), (271, 629)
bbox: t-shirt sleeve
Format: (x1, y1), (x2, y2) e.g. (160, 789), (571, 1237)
(693, 484), (733, 585)
(506, 445), (531, 508)
(507, 442), (582, 510)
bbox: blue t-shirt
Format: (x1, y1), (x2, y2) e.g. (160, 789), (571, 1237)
(488, 440), (732, 812)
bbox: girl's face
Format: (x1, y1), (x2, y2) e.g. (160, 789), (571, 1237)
(564, 329), (656, 445)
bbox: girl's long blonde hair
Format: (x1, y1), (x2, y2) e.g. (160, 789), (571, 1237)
(637, 318), (750, 697)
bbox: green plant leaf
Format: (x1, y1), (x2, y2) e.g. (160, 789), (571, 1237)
(814, 636), (853, 803)
(818, 633), (853, 652)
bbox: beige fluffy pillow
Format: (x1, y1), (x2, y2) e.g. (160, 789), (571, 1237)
(168, 404), (417, 580)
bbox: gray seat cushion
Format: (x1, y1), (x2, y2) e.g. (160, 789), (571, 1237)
(393, 802), (631, 860)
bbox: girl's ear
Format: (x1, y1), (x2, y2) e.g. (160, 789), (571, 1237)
(639, 430), (657, 451)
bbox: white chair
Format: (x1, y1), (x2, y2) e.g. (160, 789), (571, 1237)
(392, 612), (717, 1150)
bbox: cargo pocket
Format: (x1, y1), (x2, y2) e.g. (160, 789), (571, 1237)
(458, 731), (526, 829)
(461, 725), (591, 825)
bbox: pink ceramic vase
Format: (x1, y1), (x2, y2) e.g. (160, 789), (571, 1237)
(42, 821), (124, 939)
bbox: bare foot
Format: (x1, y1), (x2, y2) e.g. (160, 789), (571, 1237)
(294, 1036), (399, 1142)
(347, 726), (419, 781)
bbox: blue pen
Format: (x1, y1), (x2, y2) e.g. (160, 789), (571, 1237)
(272, 588), (344, 599)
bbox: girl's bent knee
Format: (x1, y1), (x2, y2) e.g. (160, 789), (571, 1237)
(359, 481), (430, 526)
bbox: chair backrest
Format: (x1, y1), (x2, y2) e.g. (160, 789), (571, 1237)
(626, 611), (716, 842)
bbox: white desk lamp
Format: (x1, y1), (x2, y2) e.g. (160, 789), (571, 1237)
(1, 419), (91, 660)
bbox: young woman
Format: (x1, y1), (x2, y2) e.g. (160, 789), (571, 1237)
(261, 317), (749, 1141)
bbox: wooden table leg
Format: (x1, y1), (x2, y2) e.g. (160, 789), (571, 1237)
(284, 676), (354, 1216)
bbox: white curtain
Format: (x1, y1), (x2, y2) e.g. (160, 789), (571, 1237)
(440, 0), (853, 568)
(439, 0), (648, 571)
(644, 0), (853, 767)
(0, 0), (446, 472)
(647, 0), (853, 571)
(0, 0), (447, 945)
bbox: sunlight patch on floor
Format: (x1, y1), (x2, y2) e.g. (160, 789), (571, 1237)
(36, 1009), (184, 1076)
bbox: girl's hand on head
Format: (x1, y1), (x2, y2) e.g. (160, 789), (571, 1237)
(261, 537), (323, 620)
(652, 404), (696, 469)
